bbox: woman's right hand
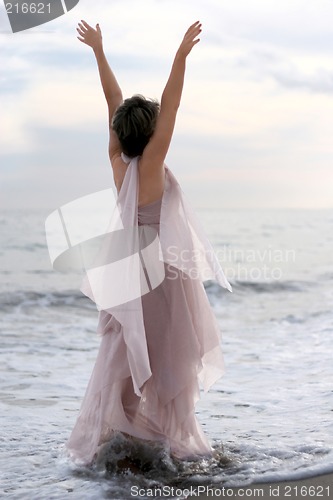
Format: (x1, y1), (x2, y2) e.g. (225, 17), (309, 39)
(77, 20), (103, 51)
(177, 21), (202, 58)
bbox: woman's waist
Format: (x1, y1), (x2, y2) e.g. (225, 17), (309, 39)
(138, 219), (160, 227)
(137, 198), (162, 225)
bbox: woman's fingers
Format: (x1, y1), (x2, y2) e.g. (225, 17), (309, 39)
(189, 20), (200, 30)
(77, 19), (100, 38)
(76, 19), (102, 48)
(185, 21), (202, 42)
(76, 27), (85, 36)
(77, 23), (87, 33)
(190, 24), (202, 35)
(80, 19), (92, 30)
(187, 21), (201, 34)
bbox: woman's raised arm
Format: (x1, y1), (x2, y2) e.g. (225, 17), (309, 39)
(140, 21), (202, 172)
(76, 20), (123, 164)
(77, 20), (123, 125)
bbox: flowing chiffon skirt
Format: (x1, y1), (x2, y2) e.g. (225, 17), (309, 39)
(66, 197), (225, 465)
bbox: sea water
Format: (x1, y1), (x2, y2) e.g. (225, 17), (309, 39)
(1, 208), (333, 499)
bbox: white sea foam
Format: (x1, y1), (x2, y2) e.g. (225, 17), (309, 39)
(1, 208), (333, 498)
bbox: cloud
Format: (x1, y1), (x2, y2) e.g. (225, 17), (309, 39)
(270, 67), (333, 94)
(1, 123), (114, 209)
(205, 0), (333, 54)
(230, 45), (333, 94)
(1, 0), (333, 209)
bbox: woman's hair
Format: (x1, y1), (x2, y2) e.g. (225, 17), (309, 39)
(112, 95), (160, 157)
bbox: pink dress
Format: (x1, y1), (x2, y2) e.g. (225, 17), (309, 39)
(66, 156), (232, 465)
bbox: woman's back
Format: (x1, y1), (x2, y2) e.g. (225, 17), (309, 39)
(111, 155), (165, 207)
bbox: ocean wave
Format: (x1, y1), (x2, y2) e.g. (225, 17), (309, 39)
(234, 279), (312, 293)
(281, 310), (333, 325)
(205, 278), (313, 296)
(62, 433), (333, 497)
(0, 276), (325, 315)
(0, 290), (93, 310)
(66, 432), (239, 492)
(4, 243), (47, 252)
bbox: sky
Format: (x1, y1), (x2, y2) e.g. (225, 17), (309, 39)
(1, 0), (333, 210)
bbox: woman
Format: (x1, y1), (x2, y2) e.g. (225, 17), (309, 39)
(67, 19), (232, 468)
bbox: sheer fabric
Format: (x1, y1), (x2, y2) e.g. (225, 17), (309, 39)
(66, 156), (232, 464)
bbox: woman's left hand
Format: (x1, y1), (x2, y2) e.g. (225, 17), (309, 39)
(77, 20), (102, 51)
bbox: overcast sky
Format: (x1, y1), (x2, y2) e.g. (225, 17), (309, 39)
(1, 0), (333, 210)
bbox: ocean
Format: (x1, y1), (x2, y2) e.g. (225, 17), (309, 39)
(1, 207), (333, 499)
